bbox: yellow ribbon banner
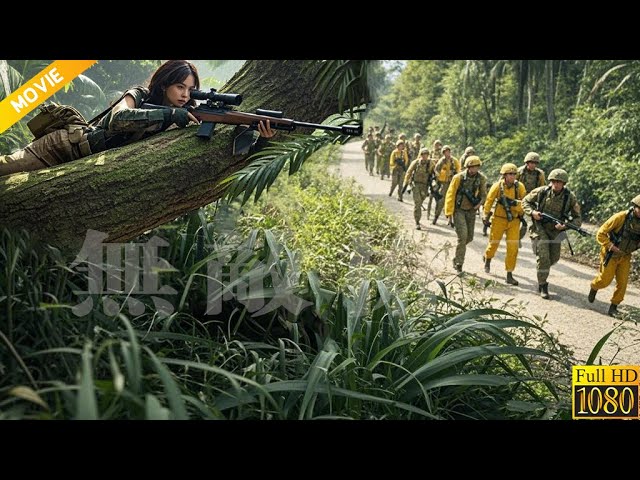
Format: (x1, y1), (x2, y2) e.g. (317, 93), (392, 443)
(0, 60), (97, 134)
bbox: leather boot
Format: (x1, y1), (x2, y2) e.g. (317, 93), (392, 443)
(539, 283), (549, 299)
(483, 256), (491, 273)
(608, 303), (619, 317)
(588, 288), (597, 303)
(506, 272), (519, 286)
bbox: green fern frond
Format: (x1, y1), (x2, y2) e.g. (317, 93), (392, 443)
(219, 112), (362, 206)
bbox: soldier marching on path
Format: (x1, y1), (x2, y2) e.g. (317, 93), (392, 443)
(425, 140), (444, 220)
(445, 155), (487, 272)
(588, 194), (640, 317)
(361, 133), (376, 175)
(388, 140), (409, 202)
(433, 145), (461, 225)
(521, 169), (582, 299)
(482, 163), (527, 286)
(403, 148), (435, 230)
(377, 134), (394, 180)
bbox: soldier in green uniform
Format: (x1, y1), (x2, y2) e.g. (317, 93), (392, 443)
(515, 152), (546, 246)
(459, 146), (475, 167)
(517, 152), (546, 194)
(445, 155), (487, 272)
(425, 140), (444, 220)
(389, 140), (409, 201)
(377, 134), (394, 180)
(588, 194), (640, 317)
(361, 132), (376, 175)
(408, 133), (422, 161)
(373, 132), (382, 174)
(0, 60), (275, 176)
(521, 169), (582, 299)
(403, 147), (435, 230)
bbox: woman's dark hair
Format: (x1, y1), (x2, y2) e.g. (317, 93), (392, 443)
(147, 60), (200, 106)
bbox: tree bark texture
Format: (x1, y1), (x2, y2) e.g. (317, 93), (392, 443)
(0, 61), (341, 254)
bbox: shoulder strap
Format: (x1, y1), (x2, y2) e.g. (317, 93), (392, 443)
(87, 87), (149, 126)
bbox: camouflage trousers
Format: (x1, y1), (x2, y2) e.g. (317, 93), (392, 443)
(434, 180), (451, 219)
(365, 153), (375, 174)
(591, 248), (631, 305)
(0, 126), (90, 177)
(389, 167), (405, 200)
(412, 183), (429, 224)
(531, 229), (563, 284)
(453, 208), (477, 268)
(377, 154), (389, 178)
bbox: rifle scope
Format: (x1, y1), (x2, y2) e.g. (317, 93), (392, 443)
(190, 88), (243, 106)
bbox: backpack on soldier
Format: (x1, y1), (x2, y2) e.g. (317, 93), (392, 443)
(27, 103), (89, 140)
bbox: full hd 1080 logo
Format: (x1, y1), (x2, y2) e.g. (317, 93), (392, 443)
(572, 366), (640, 419)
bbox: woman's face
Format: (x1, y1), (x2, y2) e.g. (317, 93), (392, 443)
(163, 74), (197, 107)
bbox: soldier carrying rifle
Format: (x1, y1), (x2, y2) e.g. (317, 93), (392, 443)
(522, 169), (583, 299)
(588, 194), (640, 317)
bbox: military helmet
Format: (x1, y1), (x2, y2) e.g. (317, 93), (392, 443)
(524, 152), (540, 164)
(548, 168), (569, 183)
(442, 145), (451, 152)
(631, 194), (640, 207)
(414, 133), (422, 139)
(464, 146), (475, 155)
(396, 139), (405, 146)
(433, 139), (442, 147)
(500, 163), (518, 175)
(464, 155), (482, 168)
(419, 147), (430, 155)
(399, 133), (407, 139)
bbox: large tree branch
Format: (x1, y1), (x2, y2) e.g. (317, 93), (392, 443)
(0, 60), (340, 254)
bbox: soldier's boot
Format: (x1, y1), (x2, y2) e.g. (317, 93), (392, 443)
(483, 256), (491, 273)
(608, 303), (619, 317)
(539, 283), (549, 299)
(398, 196), (403, 202)
(588, 288), (597, 303)
(432, 215), (439, 225)
(416, 224), (421, 230)
(506, 272), (519, 286)
(482, 224), (488, 236)
(453, 262), (463, 273)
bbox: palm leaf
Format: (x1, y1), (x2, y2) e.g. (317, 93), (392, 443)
(220, 134), (330, 206)
(306, 60), (371, 114)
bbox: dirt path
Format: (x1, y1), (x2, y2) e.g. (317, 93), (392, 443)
(337, 141), (640, 365)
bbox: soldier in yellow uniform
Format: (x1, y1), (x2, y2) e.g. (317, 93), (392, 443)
(482, 163), (527, 285)
(588, 194), (640, 317)
(404, 148), (435, 230)
(522, 169), (582, 299)
(445, 155), (487, 272)
(389, 140), (409, 201)
(433, 145), (461, 224)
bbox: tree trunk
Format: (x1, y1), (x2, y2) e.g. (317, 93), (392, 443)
(0, 61), (346, 254)
(545, 60), (557, 140)
(516, 60), (528, 126)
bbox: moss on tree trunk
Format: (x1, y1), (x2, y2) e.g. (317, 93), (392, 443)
(0, 60), (342, 254)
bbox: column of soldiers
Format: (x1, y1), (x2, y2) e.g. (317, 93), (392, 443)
(362, 130), (639, 317)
